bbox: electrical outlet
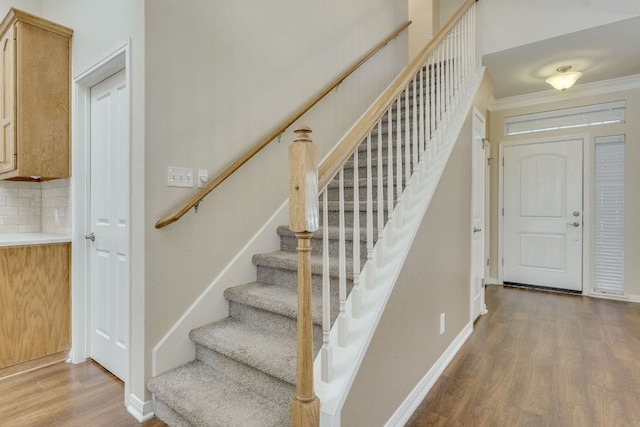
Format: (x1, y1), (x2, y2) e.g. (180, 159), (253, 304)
(167, 167), (194, 188)
(439, 313), (445, 335)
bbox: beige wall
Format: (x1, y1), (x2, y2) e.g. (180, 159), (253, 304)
(488, 88), (640, 297)
(0, 0), (41, 15)
(434, 0), (467, 32)
(408, 0), (434, 60)
(144, 0), (408, 395)
(408, 0), (470, 61)
(342, 113), (473, 425)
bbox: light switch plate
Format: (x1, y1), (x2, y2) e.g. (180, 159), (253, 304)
(197, 169), (209, 189)
(167, 166), (194, 188)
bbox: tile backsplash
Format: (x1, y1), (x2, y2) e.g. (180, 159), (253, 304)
(0, 178), (71, 235)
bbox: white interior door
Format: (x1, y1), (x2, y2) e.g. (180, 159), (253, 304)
(88, 69), (129, 380)
(471, 110), (487, 320)
(503, 138), (583, 292)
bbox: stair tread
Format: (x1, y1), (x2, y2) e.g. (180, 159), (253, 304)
(148, 361), (289, 427)
(190, 317), (297, 385)
(277, 224), (370, 242)
(225, 281), (324, 325)
(253, 250), (353, 276)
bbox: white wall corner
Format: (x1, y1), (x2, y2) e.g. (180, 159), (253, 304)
(384, 322), (473, 427)
(127, 393), (155, 422)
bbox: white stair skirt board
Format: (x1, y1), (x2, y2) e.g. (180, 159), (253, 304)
(315, 68), (486, 427)
(152, 201), (288, 376)
(384, 322), (473, 427)
(127, 394), (156, 422)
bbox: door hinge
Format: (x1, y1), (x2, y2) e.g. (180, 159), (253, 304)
(502, 208), (504, 216)
(501, 258), (504, 266)
(486, 258), (490, 267)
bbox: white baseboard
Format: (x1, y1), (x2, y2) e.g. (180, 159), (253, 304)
(590, 292), (640, 304)
(384, 322), (473, 427)
(485, 277), (500, 285)
(127, 394), (155, 422)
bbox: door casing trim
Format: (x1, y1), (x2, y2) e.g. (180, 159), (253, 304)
(497, 133), (591, 294)
(471, 107), (488, 321)
(71, 39), (132, 399)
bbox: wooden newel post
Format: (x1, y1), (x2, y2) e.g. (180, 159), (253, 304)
(289, 126), (320, 427)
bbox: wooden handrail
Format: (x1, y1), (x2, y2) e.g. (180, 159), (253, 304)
(318, 0), (474, 190)
(155, 21), (412, 229)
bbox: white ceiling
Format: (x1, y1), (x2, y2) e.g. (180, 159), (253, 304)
(482, 15), (640, 99)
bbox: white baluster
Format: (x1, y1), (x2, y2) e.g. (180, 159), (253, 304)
(424, 58), (432, 168)
(366, 133), (375, 290)
(438, 44), (444, 141)
(456, 20), (461, 95)
(338, 168), (348, 347)
(447, 32), (452, 116)
(464, 12), (469, 82)
(351, 151), (362, 318)
(429, 53), (438, 165)
(419, 66), (425, 177)
(376, 120), (385, 266)
(453, 24), (458, 100)
(412, 76), (419, 174)
(473, 6), (477, 67)
(321, 190), (332, 382)
(386, 107), (394, 246)
(404, 84), (411, 207)
(395, 95), (403, 227)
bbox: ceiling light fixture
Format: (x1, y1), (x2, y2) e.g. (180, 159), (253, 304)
(546, 65), (583, 91)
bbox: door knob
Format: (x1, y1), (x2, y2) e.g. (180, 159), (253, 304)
(473, 227), (482, 233)
(567, 222), (580, 227)
(85, 232), (95, 241)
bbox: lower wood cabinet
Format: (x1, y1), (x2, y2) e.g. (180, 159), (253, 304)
(0, 243), (70, 373)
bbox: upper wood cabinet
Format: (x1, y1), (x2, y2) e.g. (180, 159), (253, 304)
(0, 9), (72, 181)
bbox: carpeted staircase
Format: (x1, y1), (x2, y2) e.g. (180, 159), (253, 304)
(147, 93), (420, 426)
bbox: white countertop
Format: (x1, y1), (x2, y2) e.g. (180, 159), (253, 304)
(0, 233), (72, 247)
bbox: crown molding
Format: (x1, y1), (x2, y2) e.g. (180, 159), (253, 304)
(488, 74), (640, 111)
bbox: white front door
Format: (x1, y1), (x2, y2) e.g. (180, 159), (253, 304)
(88, 69), (129, 380)
(471, 109), (487, 320)
(503, 138), (583, 292)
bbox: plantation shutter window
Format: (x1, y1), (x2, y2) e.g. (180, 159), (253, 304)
(593, 135), (625, 295)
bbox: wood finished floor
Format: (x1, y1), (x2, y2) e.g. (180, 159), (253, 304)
(407, 285), (640, 426)
(0, 360), (167, 427)
(2, 285), (639, 426)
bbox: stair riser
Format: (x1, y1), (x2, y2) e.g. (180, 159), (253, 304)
(325, 181), (396, 202)
(229, 302), (323, 354)
(256, 265), (353, 296)
(153, 398), (192, 427)
(355, 142), (412, 161)
(322, 208), (390, 230)
(280, 232), (369, 264)
(194, 344), (295, 405)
